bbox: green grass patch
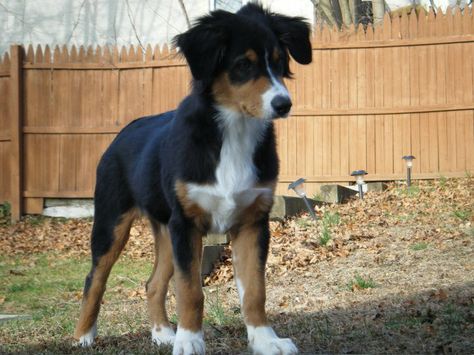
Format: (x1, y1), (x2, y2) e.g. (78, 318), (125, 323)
(318, 211), (340, 246)
(0, 252), (152, 316)
(410, 242), (429, 251)
(296, 217), (312, 229)
(452, 209), (471, 222)
(396, 185), (420, 197)
(347, 275), (377, 291)
(322, 211), (340, 227)
(204, 287), (239, 327)
(438, 175), (448, 187)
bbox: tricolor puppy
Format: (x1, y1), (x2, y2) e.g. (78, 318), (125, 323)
(74, 3), (312, 355)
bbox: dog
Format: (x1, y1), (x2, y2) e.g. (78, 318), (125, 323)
(74, 3), (312, 354)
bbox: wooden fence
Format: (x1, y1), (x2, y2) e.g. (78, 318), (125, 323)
(0, 9), (473, 220)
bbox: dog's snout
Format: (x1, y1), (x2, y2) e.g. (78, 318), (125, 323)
(271, 95), (292, 117)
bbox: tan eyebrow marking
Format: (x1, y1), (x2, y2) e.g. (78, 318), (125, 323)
(245, 49), (258, 63)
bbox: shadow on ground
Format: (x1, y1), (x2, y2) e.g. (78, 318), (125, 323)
(1, 283), (473, 354)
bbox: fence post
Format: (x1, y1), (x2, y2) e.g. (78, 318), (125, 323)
(10, 45), (23, 222)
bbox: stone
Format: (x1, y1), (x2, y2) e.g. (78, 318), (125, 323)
(320, 185), (358, 203)
(201, 245), (225, 275)
(270, 195), (319, 221)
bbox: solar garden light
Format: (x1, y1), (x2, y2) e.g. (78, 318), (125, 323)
(351, 170), (368, 199)
(402, 155), (416, 187)
(288, 178), (317, 220)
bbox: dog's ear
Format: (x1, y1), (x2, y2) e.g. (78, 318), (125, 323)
(269, 15), (312, 65)
(173, 11), (230, 82)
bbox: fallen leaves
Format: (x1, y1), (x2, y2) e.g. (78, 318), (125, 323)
(0, 177), (472, 291)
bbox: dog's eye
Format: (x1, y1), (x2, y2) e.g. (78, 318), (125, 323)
(234, 58), (252, 72)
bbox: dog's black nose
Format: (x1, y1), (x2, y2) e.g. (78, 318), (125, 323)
(271, 95), (292, 117)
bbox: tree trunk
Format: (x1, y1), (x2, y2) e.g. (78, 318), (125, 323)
(339, 0), (353, 27)
(319, 0), (337, 27)
(372, 0), (385, 25)
(349, 0), (359, 26)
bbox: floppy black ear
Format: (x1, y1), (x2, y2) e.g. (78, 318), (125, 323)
(173, 11), (230, 82)
(269, 15), (312, 65)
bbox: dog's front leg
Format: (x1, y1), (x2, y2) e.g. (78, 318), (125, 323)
(169, 216), (205, 355)
(231, 217), (298, 355)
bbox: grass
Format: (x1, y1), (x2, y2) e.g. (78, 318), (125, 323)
(0, 201), (11, 225)
(452, 209), (471, 222)
(295, 217), (312, 229)
(396, 185), (420, 197)
(319, 211), (340, 246)
(204, 287), (239, 327)
(410, 242), (429, 251)
(0, 253), (152, 316)
(347, 275), (377, 291)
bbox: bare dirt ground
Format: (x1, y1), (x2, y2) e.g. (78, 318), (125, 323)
(0, 177), (473, 354)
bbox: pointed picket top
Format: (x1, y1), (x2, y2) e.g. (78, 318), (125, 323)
(418, 9), (428, 38)
(70, 45), (78, 62)
(112, 46), (120, 63)
(392, 13), (401, 39)
(102, 45), (112, 64)
(58, 45), (67, 63)
(382, 12), (391, 40)
(169, 45), (178, 56)
(136, 45), (144, 61)
(94, 45), (102, 62)
(400, 9), (409, 39)
(53, 45), (61, 63)
(461, 5), (472, 35)
(2, 52), (10, 68)
(162, 43), (170, 58)
(321, 25), (330, 43)
(145, 44), (153, 61)
(356, 23), (365, 41)
(330, 25), (339, 42)
(153, 44), (161, 60)
(43, 45), (51, 63)
(78, 45), (86, 62)
(35, 45), (43, 63)
(365, 24), (374, 40)
(436, 8), (448, 36)
(85, 45), (94, 62)
(346, 23), (357, 41)
(408, 7), (418, 39)
(446, 6), (455, 34)
(120, 45), (128, 62)
(26, 44), (34, 63)
(427, 8), (436, 36)
(314, 25), (324, 43)
(128, 45), (137, 61)
(311, 26), (321, 43)
(453, 6), (463, 35)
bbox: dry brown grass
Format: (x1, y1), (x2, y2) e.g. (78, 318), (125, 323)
(0, 177), (473, 353)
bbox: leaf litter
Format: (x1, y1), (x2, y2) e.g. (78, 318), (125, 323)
(0, 177), (473, 353)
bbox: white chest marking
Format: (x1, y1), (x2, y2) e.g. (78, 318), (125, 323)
(187, 108), (272, 233)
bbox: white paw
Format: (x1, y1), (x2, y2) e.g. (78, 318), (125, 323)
(172, 327), (205, 355)
(248, 326), (298, 355)
(78, 323), (97, 347)
(152, 324), (176, 345)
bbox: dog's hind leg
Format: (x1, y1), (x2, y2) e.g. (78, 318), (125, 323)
(74, 207), (137, 346)
(147, 221), (175, 346)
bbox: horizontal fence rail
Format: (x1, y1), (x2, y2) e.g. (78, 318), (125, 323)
(0, 8), (473, 219)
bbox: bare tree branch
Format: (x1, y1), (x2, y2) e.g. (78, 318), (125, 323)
(125, 0), (145, 52)
(178, 0), (191, 29)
